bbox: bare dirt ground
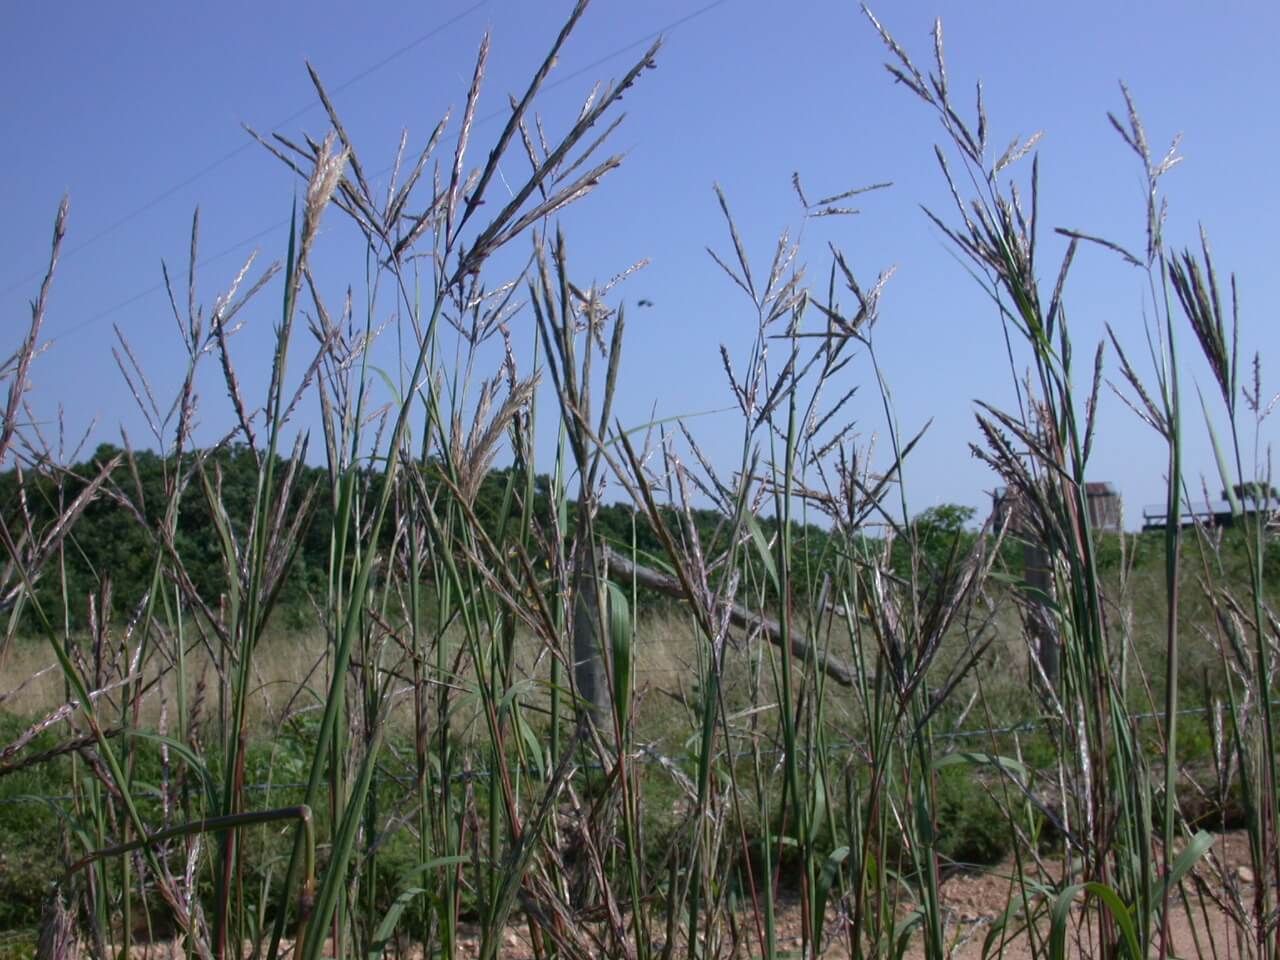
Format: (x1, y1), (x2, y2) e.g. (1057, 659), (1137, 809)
(889, 831), (1252, 960)
(765, 830), (1259, 960)
(50, 831), (1265, 960)
(444, 831), (1262, 960)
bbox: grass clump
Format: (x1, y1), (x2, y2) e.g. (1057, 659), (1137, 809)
(1, 5), (1277, 960)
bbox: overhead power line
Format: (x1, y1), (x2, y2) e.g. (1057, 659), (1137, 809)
(41, 0), (732, 345)
(40, 0), (732, 345)
(1, 1), (491, 299)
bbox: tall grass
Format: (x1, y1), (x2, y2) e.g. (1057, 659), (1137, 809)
(863, 9), (1278, 960)
(1, 4), (1276, 960)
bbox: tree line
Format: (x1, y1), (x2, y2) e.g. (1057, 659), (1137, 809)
(1, 444), (986, 631)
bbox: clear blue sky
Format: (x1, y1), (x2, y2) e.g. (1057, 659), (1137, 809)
(4, 1), (1277, 528)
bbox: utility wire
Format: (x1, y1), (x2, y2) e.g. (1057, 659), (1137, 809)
(38, 0), (733, 347)
(0, 0), (491, 299)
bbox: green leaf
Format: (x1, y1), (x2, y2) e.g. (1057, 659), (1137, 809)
(370, 887), (428, 953)
(369, 855), (472, 955)
(892, 907), (925, 960)
(605, 580), (633, 730)
(914, 775), (934, 847)
(123, 730), (221, 809)
(1049, 882), (1142, 960)
(934, 751), (1030, 782)
(303, 725), (386, 960)
(514, 711), (546, 781)
(813, 844), (849, 944)
(809, 765), (828, 845)
(368, 364), (406, 409)
(744, 511), (780, 592)
(497, 678), (538, 713)
(1200, 389), (1239, 516)
(982, 883), (1052, 959)
(1156, 831), (1215, 907)
(396, 854), (473, 886)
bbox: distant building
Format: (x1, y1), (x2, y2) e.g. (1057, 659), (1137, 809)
(991, 481), (1123, 533)
(990, 486), (1021, 532)
(1141, 484), (1278, 531)
(1085, 482), (1123, 533)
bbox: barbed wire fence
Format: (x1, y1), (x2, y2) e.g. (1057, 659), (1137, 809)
(0, 700), (1238, 809)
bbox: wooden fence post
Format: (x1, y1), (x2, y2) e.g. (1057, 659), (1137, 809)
(995, 488), (1060, 692)
(572, 544), (611, 726)
(1022, 539), (1059, 690)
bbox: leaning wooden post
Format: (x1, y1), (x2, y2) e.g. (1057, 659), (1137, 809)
(995, 488), (1059, 691)
(572, 540), (611, 727)
(601, 546), (859, 687)
(1022, 537), (1059, 691)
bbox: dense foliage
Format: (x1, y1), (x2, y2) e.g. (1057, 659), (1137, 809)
(12, 447), (1270, 636)
(2, 447), (909, 629)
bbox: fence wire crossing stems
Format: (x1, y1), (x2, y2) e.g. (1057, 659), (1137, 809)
(0, 700), (1258, 808)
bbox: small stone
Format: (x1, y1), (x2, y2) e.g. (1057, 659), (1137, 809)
(1237, 865), (1256, 885)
